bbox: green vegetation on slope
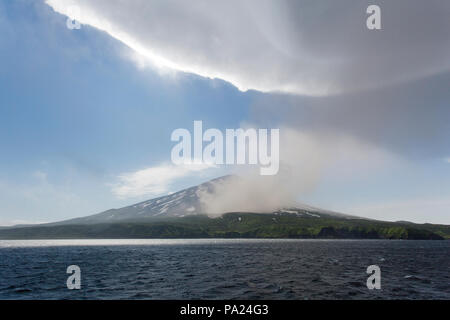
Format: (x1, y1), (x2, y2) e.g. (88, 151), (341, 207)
(0, 212), (448, 240)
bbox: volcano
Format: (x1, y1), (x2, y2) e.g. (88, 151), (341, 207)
(0, 176), (448, 240)
(54, 176), (354, 225)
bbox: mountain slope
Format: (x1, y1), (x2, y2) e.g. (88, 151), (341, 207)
(52, 176), (356, 225)
(0, 212), (448, 240)
(52, 176), (224, 225)
(0, 176), (448, 240)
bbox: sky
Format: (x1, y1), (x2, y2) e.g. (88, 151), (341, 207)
(0, 0), (449, 225)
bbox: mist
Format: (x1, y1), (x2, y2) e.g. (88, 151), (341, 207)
(196, 127), (398, 215)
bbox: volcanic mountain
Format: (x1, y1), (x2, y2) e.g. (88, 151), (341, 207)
(0, 176), (449, 240)
(54, 175), (352, 225)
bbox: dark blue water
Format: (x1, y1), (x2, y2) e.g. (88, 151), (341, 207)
(0, 239), (448, 299)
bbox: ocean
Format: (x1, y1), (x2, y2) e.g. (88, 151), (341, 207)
(0, 239), (448, 299)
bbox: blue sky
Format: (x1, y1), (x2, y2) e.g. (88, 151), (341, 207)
(1, 0), (449, 225)
(0, 0), (252, 224)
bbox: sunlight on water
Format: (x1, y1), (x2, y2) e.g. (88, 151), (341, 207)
(0, 238), (334, 248)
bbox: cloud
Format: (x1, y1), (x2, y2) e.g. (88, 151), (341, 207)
(197, 127), (400, 215)
(45, 0), (450, 96)
(252, 71), (450, 160)
(111, 162), (215, 199)
(42, 0), (450, 223)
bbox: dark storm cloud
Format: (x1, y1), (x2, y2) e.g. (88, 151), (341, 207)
(252, 71), (450, 158)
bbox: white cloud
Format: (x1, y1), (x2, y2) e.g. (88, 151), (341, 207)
(111, 162), (215, 199)
(45, 0), (450, 96)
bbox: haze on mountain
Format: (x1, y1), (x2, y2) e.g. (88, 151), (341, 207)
(53, 175), (354, 225)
